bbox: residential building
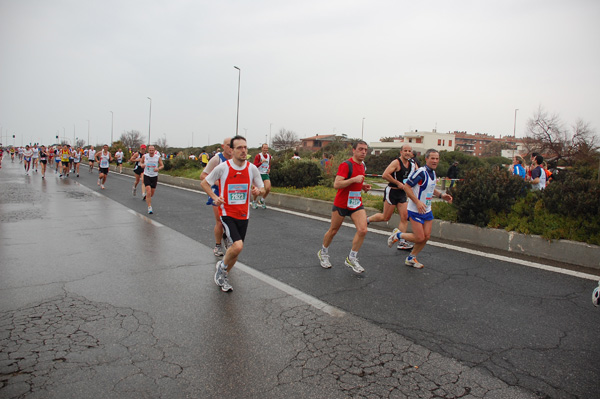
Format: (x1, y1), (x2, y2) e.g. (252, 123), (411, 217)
(299, 134), (351, 152)
(369, 130), (455, 155)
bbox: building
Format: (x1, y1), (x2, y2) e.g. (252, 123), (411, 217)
(369, 130), (455, 155)
(299, 134), (351, 152)
(454, 131), (521, 157)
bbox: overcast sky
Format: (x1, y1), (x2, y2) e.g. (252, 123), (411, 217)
(1, 0), (599, 149)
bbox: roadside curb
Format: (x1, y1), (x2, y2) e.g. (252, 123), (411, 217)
(112, 165), (600, 271)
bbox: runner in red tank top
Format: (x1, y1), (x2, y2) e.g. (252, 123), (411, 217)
(201, 136), (265, 292)
(318, 140), (372, 274)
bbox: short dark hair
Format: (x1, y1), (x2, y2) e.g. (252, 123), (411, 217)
(534, 155), (544, 165)
(230, 135), (246, 148)
(425, 148), (439, 159)
(352, 140), (367, 149)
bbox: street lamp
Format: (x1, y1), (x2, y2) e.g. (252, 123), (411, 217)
(87, 120), (90, 147)
(361, 117), (366, 140)
(110, 111), (114, 145)
(234, 66), (240, 136)
(147, 97), (152, 146)
(512, 109), (519, 157)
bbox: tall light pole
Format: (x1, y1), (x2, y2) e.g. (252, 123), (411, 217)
(361, 117), (366, 140)
(110, 111), (114, 145)
(147, 97), (152, 146)
(234, 66), (241, 136)
(512, 109), (519, 157)
(269, 123), (272, 146)
(87, 120), (90, 147)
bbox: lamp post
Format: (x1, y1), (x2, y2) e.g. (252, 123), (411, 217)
(512, 109), (519, 157)
(110, 111), (114, 145)
(361, 117), (365, 140)
(87, 120), (90, 147)
(234, 66), (240, 136)
(147, 97), (152, 146)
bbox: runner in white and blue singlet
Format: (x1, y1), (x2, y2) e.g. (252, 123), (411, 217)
(388, 149), (452, 269)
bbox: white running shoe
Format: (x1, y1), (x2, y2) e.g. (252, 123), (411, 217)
(397, 240), (414, 250)
(318, 250), (332, 269)
(345, 256), (364, 273)
(148, 206), (153, 214)
(213, 245), (224, 257)
(405, 257), (424, 269)
(387, 228), (400, 248)
(132, 186), (137, 196)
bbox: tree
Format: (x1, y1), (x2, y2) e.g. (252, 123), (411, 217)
(271, 128), (300, 151)
(155, 136), (168, 153)
(75, 138), (86, 148)
(119, 130), (145, 150)
(525, 106), (598, 165)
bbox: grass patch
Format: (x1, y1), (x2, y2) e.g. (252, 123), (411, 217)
(161, 168), (204, 180)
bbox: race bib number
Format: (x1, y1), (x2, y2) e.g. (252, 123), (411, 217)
(347, 191), (361, 209)
(100, 158), (109, 168)
(228, 184), (248, 205)
(146, 161), (157, 171)
(425, 192), (433, 207)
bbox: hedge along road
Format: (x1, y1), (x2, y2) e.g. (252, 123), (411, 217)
(72, 166), (599, 398)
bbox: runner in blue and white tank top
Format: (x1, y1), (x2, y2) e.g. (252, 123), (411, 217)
(387, 149), (453, 269)
(200, 137), (233, 257)
(140, 145), (164, 214)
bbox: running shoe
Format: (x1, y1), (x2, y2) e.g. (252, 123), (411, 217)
(142, 194), (146, 201)
(345, 256), (364, 273)
(318, 249), (332, 269)
(132, 186), (137, 196)
(387, 228), (400, 248)
(77, 174), (79, 177)
(260, 198), (266, 209)
(221, 274), (233, 292)
(405, 257), (424, 269)
(397, 240), (414, 250)
(148, 206), (153, 214)
(213, 245), (224, 257)
(214, 261), (227, 288)
(251, 201), (257, 209)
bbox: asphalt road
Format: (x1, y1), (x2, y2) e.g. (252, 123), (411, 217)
(10, 161), (600, 398)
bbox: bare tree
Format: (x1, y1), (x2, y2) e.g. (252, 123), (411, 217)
(119, 130), (145, 150)
(272, 128), (300, 151)
(525, 106), (598, 165)
(75, 138), (86, 148)
(155, 136), (168, 153)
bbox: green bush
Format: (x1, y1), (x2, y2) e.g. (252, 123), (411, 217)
(542, 176), (600, 218)
(450, 167), (528, 227)
(270, 159), (323, 188)
(489, 192), (600, 245)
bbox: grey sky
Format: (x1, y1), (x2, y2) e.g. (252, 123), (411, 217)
(1, 0), (599, 149)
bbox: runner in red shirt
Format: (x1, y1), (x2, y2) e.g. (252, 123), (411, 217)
(201, 136), (265, 292)
(318, 140), (372, 273)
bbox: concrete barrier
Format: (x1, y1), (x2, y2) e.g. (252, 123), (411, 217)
(111, 166), (600, 271)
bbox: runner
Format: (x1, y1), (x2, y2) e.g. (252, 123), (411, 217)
(53, 146), (61, 173)
(31, 144), (39, 172)
(139, 145), (164, 214)
(39, 145), (48, 178)
(130, 144), (147, 198)
(317, 140), (372, 273)
(200, 149), (209, 167)
(23, 145), (33, 175)
(366, 144), (417, 250)
(200, 137), (233, 257)
(60, 145), (71, 177)
(200, 135), (265, 292)
(0, 145), (3, 169)
(115, 148), (124, 173)
(10, 147), (15, 162)
(387, 149), (453, 269)
(72, 147), (82, 177)
(251, 143), (272, 209)
(95, 144), (112, 189)
(87, 146), (96, 173)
